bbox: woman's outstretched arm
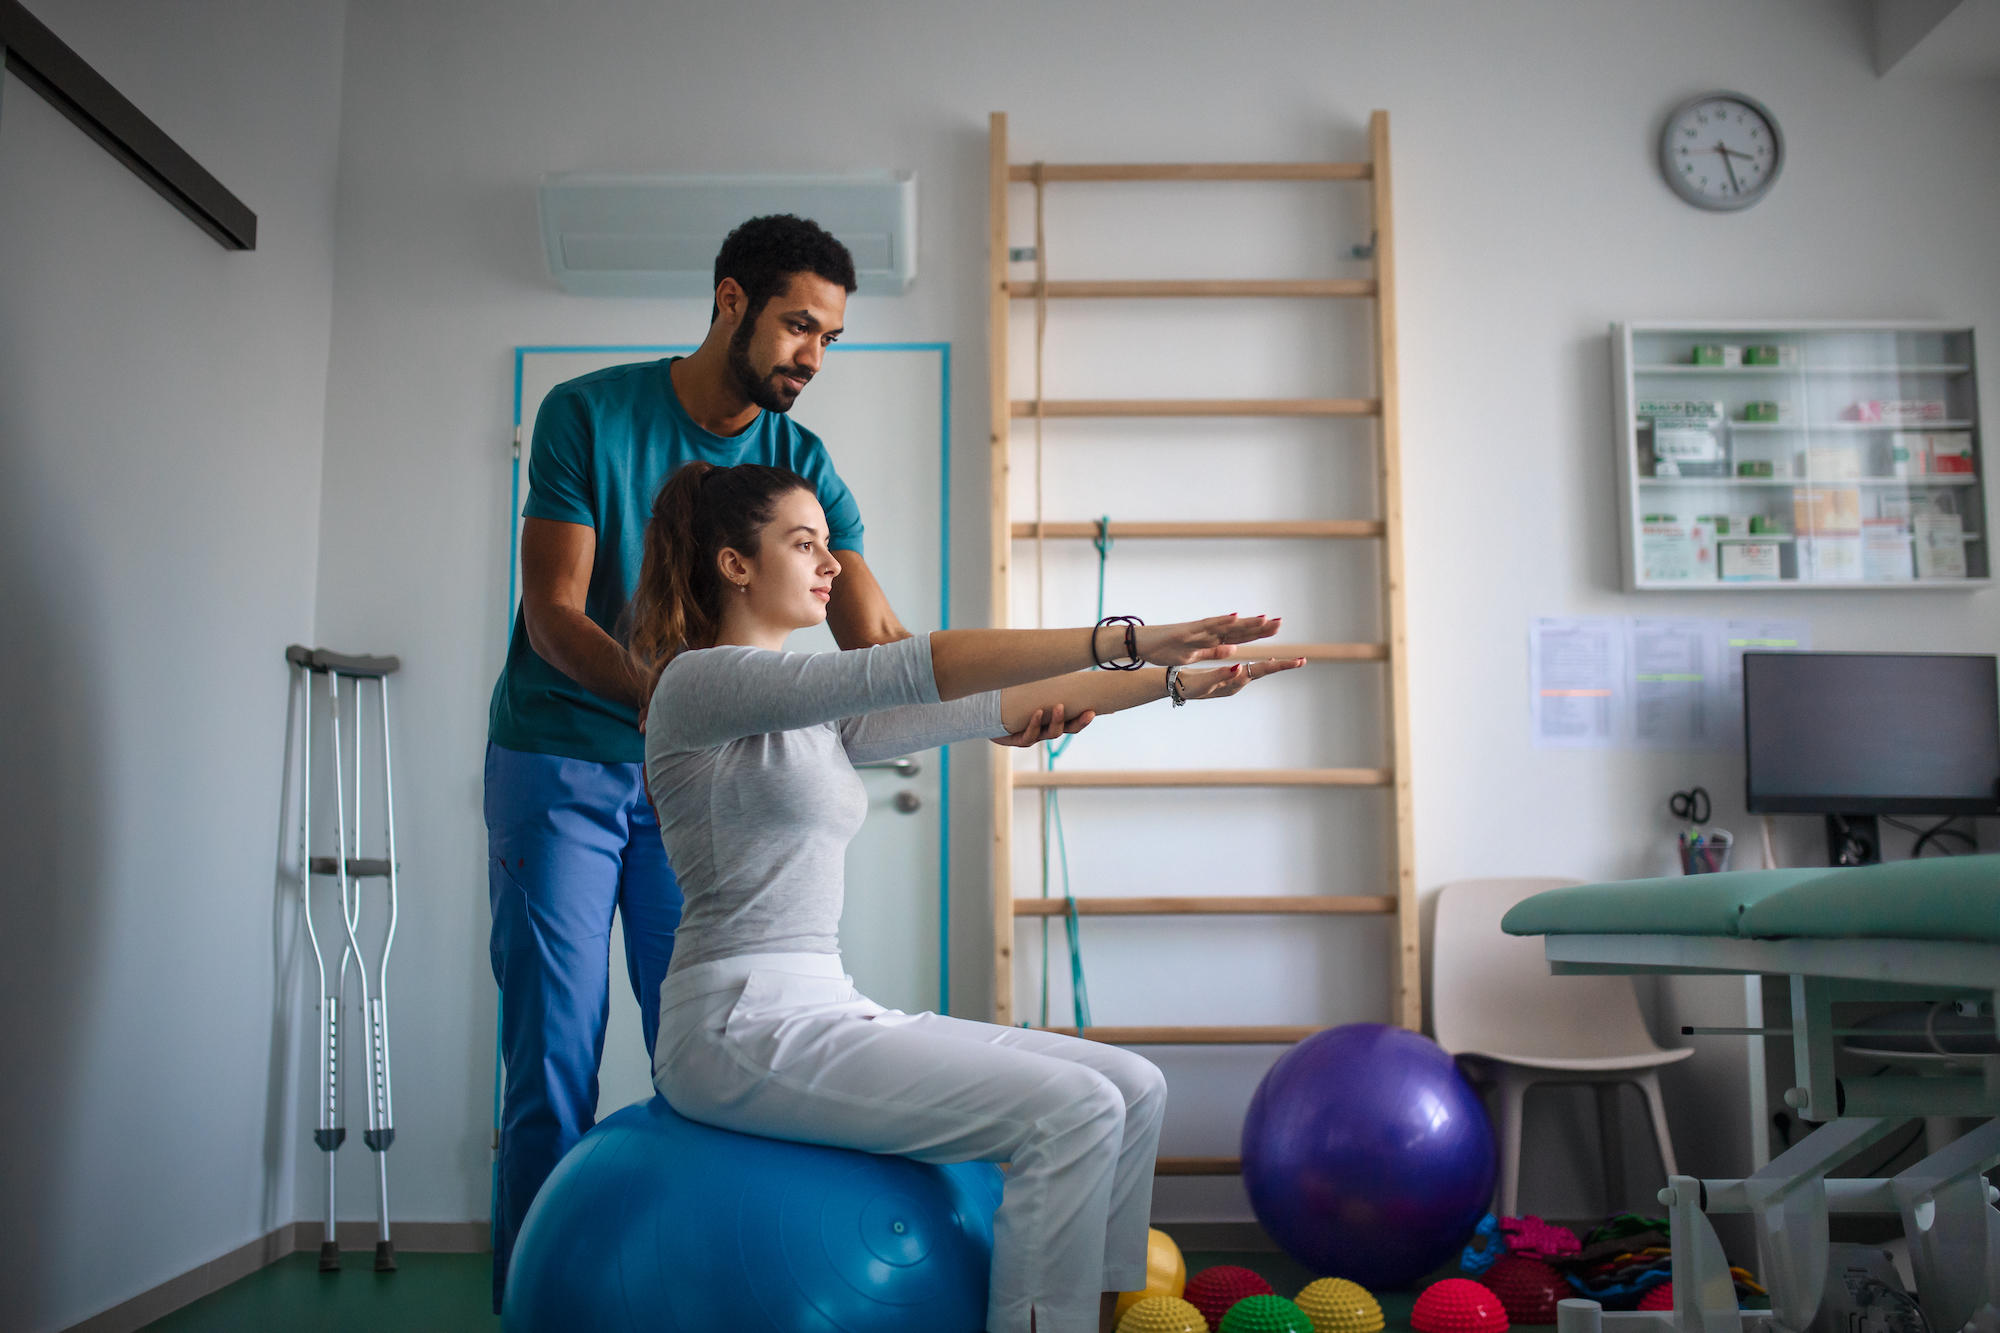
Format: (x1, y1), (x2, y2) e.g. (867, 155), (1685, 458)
(647, 615), (1287, 754)
(996, 656), (1306, 732)
(927, 615), (1281, 700)
(836, 655), (1307, 765)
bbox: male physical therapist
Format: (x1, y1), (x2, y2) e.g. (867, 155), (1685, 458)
(483, 214), (1082, 1306)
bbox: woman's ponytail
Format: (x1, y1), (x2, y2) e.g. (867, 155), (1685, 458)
(627, 460), (811, 684)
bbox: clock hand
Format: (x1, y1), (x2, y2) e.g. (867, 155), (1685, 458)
(1722, 150), (1741, 194)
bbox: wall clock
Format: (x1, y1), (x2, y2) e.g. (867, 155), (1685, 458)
(1660, 91), (1783, 211)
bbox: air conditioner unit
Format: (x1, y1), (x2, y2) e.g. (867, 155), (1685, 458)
(537, 170), (917, 297)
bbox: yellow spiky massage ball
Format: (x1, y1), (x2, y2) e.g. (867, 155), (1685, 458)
(1295, 1277), (1386, 1333)
(1118, 1295), (1209, 1333)
(1113, 1228), (1189, 1320)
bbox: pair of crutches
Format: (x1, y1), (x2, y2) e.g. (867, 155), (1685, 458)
(285, 645), (401, 1273)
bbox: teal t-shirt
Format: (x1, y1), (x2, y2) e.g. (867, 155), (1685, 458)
(488, 357), (865, 763)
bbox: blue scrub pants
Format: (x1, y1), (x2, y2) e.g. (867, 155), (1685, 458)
(484, 742), (682, 1310)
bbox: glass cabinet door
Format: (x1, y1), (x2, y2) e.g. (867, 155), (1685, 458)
(1622, 324), (1985, 589)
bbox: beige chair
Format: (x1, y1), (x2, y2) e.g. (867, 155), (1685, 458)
(1431, 876), (1692, 1217)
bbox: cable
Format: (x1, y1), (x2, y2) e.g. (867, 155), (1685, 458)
(1856, 1119), (1929, 1177)
(1881, 814), (1976, 857)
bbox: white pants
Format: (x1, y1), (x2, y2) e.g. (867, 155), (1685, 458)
(654, 953), (1166, 1333)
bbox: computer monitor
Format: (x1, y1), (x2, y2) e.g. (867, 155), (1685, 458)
(1743, 650), (2000, 864)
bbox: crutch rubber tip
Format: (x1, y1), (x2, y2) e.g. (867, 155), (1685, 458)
(318, 1241), (341, 1273)
(374, 1240), (397, 1272)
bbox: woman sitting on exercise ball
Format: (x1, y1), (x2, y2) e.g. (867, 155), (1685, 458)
(629, 460), (1304, 1333)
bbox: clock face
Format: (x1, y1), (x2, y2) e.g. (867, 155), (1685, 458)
(1660, 93), (1783, 211)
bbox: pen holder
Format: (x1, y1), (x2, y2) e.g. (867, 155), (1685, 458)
(1678, 828), (1733, 875)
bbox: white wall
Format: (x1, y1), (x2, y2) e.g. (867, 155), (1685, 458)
(311, 0), (2000, 1240)
(0, 2), (346, 1329)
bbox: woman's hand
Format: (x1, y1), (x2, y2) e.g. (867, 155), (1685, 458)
(1175, 656), (1307, 700)
(1131, 614), (1281, 666)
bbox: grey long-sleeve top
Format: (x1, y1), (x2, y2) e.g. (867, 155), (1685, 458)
(644, 634), (1006, 972)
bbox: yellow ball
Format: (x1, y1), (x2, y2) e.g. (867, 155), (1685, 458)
(1295, 1277), (1385, 1333)
(1118, 1295), (1209, 1333)
(1113, 1228), (1189, 1320)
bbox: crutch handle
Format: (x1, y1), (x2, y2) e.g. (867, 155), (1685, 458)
(286, 645), (401, 677)
(309, 856), (393, 879)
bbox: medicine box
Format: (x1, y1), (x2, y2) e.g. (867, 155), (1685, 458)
(1719, 540), (1782, 581)
(1639, 399), (1725, 478)
(1844, 399), (1946, 425)
(1927, 433), (1975, 474)
(1793, 486), (1861, 535)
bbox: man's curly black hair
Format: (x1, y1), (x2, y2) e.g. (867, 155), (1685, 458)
(711, 214), (857, 324)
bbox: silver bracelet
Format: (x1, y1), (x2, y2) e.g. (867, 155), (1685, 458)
(1165, 665), (1186, 707)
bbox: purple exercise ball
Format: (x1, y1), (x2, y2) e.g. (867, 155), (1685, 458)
(1241, 1023), (1496, 1289)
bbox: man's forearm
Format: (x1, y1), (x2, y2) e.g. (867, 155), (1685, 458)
(525, 604), (649, 708)
(825, 550), (912, 649)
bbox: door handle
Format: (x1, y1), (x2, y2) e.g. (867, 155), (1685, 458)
(854, 757), (921, 778)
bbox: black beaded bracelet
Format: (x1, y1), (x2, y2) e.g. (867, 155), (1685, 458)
(1093, 615), (1145, 671)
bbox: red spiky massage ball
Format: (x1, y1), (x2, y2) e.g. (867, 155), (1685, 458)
(1483, 1256), (1569, 1325)
(1411, 1278), (1511, 1333)
(1184, 1266), (1275, 1331)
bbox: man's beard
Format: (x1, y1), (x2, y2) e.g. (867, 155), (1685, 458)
(727, 319), (810, 414)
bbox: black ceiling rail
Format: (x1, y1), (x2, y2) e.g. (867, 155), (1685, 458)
(1, 0), (257, 249)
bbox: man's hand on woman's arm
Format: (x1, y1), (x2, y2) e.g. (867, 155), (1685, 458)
(996, 654), (1305, 735)
(929, 614), (1283, 700)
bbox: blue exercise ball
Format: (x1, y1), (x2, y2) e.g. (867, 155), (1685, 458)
(503, 1096), (1003, 1333)
(1241, 1023), (1495, 1289)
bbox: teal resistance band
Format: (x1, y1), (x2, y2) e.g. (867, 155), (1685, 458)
(1036, 516), (1114, 1030)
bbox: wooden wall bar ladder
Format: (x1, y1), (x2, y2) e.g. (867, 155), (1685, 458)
(986, 112), (1417, 1175)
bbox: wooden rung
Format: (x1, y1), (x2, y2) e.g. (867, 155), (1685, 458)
(1156, 1157), (1243, 1177)
(1012, 520), (1382, 540)
(1007, 279), (1376, 300)
(1009, 162), (1370, 183)
(1014, 768), (1391, 789)
(1014, 894), (1397, 917)
(1273, 642), (1389, 661)
(1034, 1025), (1322, 1044)
(1011, 397), (1379, 419)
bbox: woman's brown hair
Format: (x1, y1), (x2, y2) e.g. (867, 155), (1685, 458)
(627, 461), (813, 676)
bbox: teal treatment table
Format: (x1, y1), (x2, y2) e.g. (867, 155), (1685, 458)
(1503, 856), (2000, 1333)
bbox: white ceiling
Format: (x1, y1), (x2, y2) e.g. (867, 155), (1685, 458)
(1874, 0), (2000, 79)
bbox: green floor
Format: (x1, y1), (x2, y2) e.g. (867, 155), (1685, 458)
(140, 1243), (1439, 1332)
(142, 1252), (502, 1333)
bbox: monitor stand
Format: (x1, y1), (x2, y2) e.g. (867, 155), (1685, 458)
(1824, 814), (1881, 866)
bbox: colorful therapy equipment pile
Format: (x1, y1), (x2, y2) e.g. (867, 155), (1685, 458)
(1459, 1213), (1764, 1317)
(1112, 1211), (1771, 1333)
(1112, 1229), (1389, 1333)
